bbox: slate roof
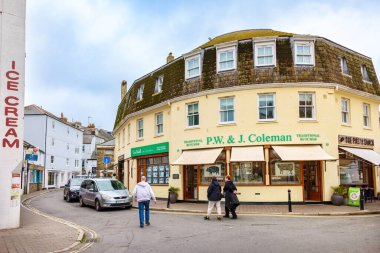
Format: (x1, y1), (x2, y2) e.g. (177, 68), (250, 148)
(97, 139), (115, 147)
(114, 29), (380, 130)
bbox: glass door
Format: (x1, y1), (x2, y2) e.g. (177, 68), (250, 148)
(184, 166), (198, 200)
(303, 161), (322, 201)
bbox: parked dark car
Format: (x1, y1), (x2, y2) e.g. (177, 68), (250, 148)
(63, 178), (85, 202)
(79, 178), (132, 211)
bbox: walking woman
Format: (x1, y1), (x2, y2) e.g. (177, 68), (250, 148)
(204, 177), (223, 221)
(223, 175), (238, 219)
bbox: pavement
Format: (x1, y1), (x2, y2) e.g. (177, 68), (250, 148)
(0, 189), (379, 253)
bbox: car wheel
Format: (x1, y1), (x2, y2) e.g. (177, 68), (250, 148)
(65, 193), (71, 202)
(95, 199), (102, 212)
(79, 197), (86, 207)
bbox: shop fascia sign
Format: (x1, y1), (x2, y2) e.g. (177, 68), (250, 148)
(184, 133), (320, 147)
(131, 142), (169, 157)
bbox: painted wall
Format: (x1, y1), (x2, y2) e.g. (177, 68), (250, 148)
(115, 84), (380, 201)
(0, 0), (26, 229)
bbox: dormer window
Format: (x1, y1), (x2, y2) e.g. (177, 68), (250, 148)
(217, 46), (236, 72)
(361, 65), (371, 83)
(154, 76), (164, 93)
(185, 55), (201, 79)
(340, 57), (350, 76)
(294, 41), (315, 66)
(254, 41), (276, 67)
(136, 84), (144, 101)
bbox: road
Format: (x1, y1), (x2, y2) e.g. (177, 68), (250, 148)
(31, 190), (380, 253)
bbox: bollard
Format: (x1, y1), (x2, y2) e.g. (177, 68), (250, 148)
(288, 189), (292, 212)
(360, 188), (364, 210)
(167, 191), (170, 208)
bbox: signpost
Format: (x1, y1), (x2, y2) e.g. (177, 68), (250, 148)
(103, 156), (111, 177)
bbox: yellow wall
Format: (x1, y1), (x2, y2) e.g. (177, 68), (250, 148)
(114, 84), (380, 201)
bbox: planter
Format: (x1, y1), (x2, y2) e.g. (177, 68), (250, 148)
(331, 194), (344, 206)
(169, 193), (177, 203)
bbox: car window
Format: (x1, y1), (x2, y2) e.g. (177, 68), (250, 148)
(81, 180), (88, 189)
(71, 178), (83, 186)
(97, 180), (126, 191)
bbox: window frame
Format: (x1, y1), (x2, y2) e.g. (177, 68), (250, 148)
(122, 128), (125, 147)
(154, 75), (164, 94)
(341, 98), (350, 125)
(217, 46), (237, 72)
(155, 112), (164, 136)
(185, 54), (201, 79)
(361, 65), (371, 83)
(219, 97), (235, 124)
(127, 123), (131, 144)
(258, 93), (276, 121)
(340, 57), (350, 76)
(254, 41), (276, 67)
(136, 84), (145, 101)
(294, 40), (315, 66)
(186, 102), (199, 128)
(137, 118), (144, 140)
(298, 92), (316, 120)
(363, 103), (371, 128)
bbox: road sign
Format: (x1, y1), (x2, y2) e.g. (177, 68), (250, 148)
(103, 156), (111, 164)
(25, 154), (38, 161)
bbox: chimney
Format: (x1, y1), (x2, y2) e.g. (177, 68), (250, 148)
(121, 80), (127, 100)
(166, 52), (174, 63)
(61, 113), (64, 119)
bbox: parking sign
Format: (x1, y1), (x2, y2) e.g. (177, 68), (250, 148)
(103, 156), (111, 164)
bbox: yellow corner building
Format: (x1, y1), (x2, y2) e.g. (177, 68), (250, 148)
(113, 29), (380, 203)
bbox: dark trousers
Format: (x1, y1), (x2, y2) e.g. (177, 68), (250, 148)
(225, 206), (237, 218)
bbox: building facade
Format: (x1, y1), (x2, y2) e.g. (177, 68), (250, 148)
(24, 105), (84, 188)
(96, 139), (116, 178)
(22, 141), (45, 194)
(114, 29), (380, 203)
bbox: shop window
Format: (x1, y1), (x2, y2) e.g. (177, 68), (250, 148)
(340, 57), (350, 76)
(255, 42), (276, 67)
(339, 152), (371, 185)
(138, 155), (170, 184)
(270, 149), (301, 185)
(232, 162), (265, 185)
(219, 97), (235, 123)
(258, 94), (275, 121)
(185, 55), (201, 79)
(154, 76), (164, 93)
(137, 119), (144, 139)
(341, 98), (350, 124)
(155, 112), (163, 135)
(363, 103), (370, 128)
(294, 41), (314, 66)
(361, 65), (371, 83)
(200, 151), (226, 184)
(136, 84), (144, 101)
(299, 93), (315, 119)
(217, 46), (236, 72)
(187, 102), (199, 127)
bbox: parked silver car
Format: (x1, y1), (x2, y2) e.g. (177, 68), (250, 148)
(79, 178), (132, 211)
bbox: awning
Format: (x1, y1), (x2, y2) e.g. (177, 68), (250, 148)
(172, 148), (223, 165)
(230, 146), (265, 162)
(272, 145), (336, 161)
(339, 147), (380, 166)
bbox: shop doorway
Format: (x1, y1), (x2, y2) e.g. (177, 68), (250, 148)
(184, 165), (198, 200)
(303, 161), (322, 201)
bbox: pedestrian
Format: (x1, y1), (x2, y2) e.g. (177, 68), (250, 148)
(204, 176), (223, 221)
(223, 175), (239, 219)
(133, 176), (156, 228)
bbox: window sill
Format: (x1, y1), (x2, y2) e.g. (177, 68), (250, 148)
(217, 69), (237, 74)
(185, 76), (201, 81)
(185, 126), (200, 131)
(255, 65), (276, 69)
(298, 119), (318, 123)
(154, 134), (164, 138)
(257, 120), (277, 124)
(341, 123), (351, 127)
(135, 99), (143, 104)
(295, 64), (315, 67)
(152, 92), (162, 96)
(217, 122), (236, 127)
(363, 127), (372, 131)
(363, 80), (372, 85)
(342, 73), (352, 78)
(136, 138), (144, 142)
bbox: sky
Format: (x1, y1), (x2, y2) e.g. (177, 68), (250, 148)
(25, 0), (380, 131)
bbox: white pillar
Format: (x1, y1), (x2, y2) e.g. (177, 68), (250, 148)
(0, 0), (26, 229)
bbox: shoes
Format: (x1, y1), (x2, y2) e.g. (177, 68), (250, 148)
(223, 215), (229, 218)
(217, 216), (222, 221)
(146, 222), (150, 226)
(231, 216), (237, 219)
(204, 216), (210, 220)
(140, 225), (144, 228)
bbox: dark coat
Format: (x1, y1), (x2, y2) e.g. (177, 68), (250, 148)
(223, 181), (238, 209)
(207, 180), (223, 201)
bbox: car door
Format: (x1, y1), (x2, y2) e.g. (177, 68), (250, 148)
(87, 180), (97, 206)
(80, 180), (89, 204)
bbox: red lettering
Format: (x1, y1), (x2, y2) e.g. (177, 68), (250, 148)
(6, 70), (19, 80)
(7, 81), (18, 91)
(5, 128), (17, 138)
(5, 107), (18, 117)
(2, 138), (19, 148)
(5, 96), (19, 106)
(6, 118), (18, 127)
